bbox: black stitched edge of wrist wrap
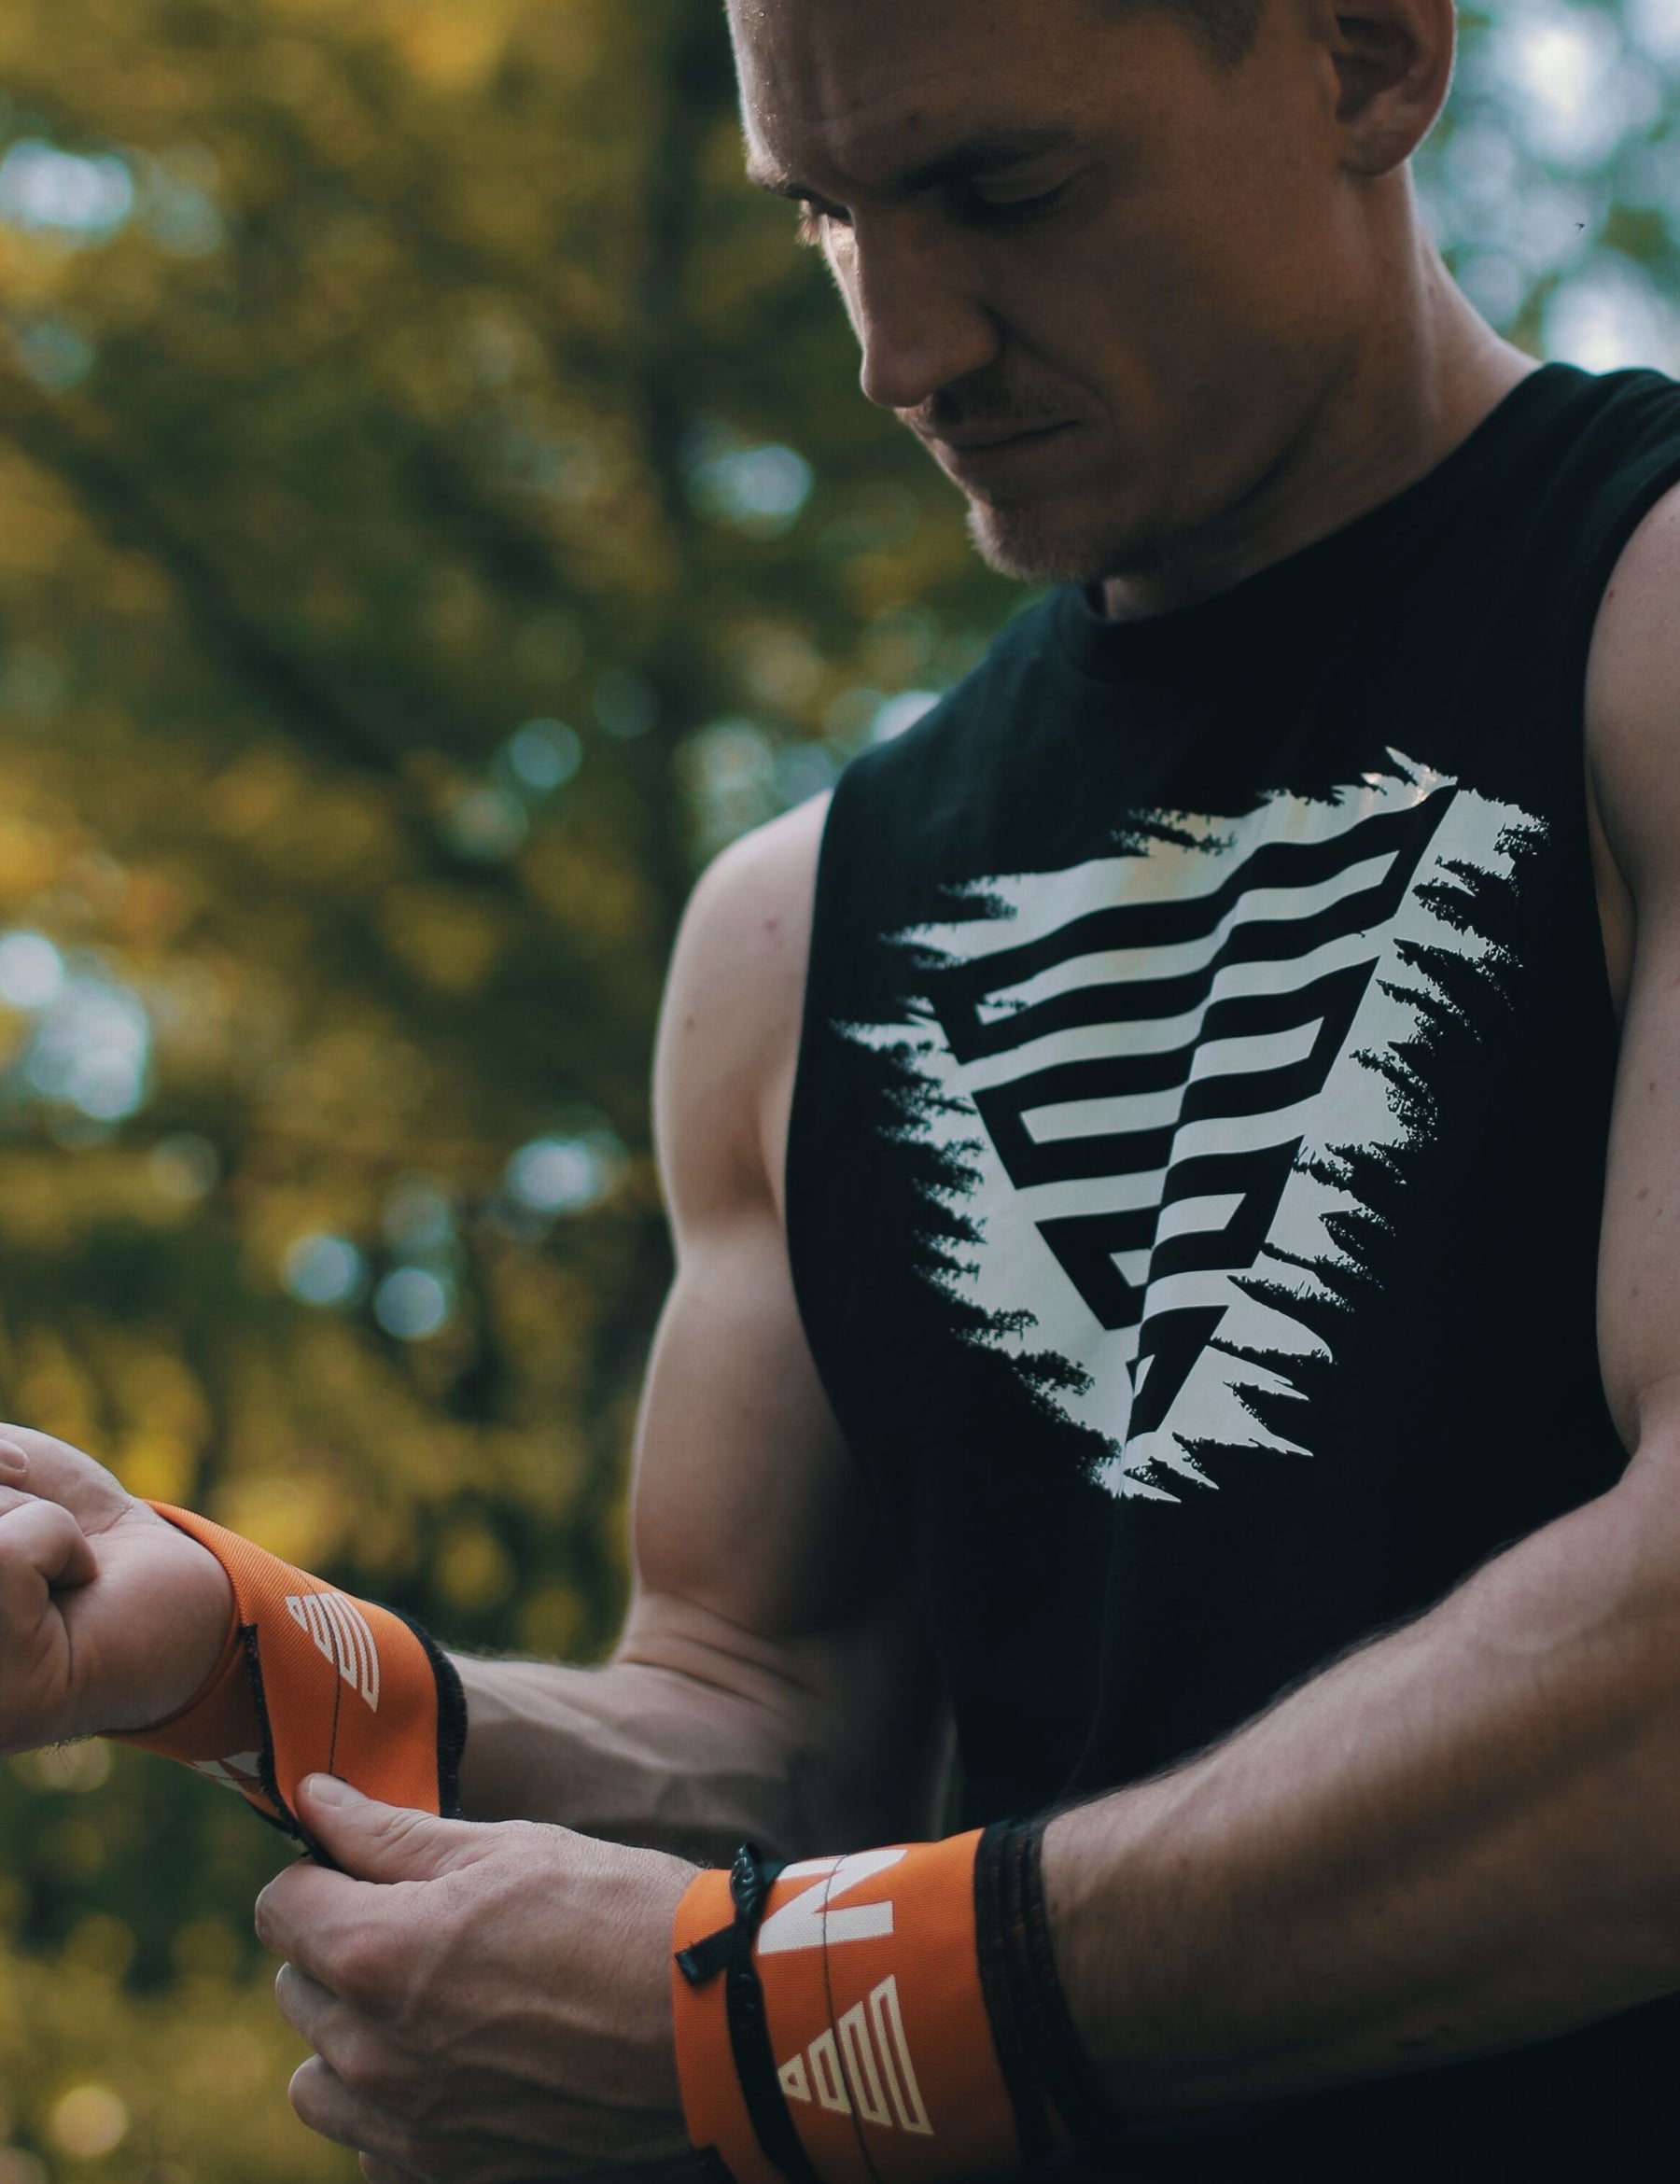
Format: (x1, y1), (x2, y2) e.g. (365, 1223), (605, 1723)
(976, 1815), (1130, 2162)
(676, 1843), (824, 2184)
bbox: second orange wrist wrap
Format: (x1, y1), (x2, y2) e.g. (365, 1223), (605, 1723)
(112, 1503), (465, 1850)
(672, 1828), (1084, 2184)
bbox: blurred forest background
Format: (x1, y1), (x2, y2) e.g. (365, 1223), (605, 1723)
(0, 0), (1675, 2176)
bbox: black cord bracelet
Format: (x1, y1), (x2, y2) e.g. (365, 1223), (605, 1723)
(676, 1843), (825, 2184)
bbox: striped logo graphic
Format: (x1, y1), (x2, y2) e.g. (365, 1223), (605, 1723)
(286, 1591), (382, 1711)
(844, 750), (1539, 1502)
(777, 1974), (932, 2136)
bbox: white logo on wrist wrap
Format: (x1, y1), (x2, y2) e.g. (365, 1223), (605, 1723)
(761, 1852), (934, 2137)
(777, 1975), (932, 2136)
(285, 1591), (382, 1711)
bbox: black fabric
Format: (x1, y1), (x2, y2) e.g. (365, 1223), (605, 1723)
(783, 362), (1680, 2177)
(675, 1847), (825, 2184)
(974, 1821), (1064, 2166)
(976, 1818), (1125, 2166)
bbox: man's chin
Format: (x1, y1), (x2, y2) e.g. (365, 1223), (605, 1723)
(964, 497), (1148, 590)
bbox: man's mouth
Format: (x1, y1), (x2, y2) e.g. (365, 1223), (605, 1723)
(926, 420), (1074, 454)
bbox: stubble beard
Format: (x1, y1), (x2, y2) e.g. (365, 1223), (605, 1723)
(964, 491), (1164, 589)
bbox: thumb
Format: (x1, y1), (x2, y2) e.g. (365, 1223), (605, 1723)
(294, 1774), (490, 1883)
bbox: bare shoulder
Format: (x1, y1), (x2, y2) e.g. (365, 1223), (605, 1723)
(1584, 475), (1680, 905)
(654, 792), (832, 1226)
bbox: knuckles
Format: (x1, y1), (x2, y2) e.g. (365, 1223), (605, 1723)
(329, 1922), (399, 2012)
(332, 2026), (411, 2107)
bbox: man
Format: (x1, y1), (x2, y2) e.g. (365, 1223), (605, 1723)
(4, 0), (1680, 2176)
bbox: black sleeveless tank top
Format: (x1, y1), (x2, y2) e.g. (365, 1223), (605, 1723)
(784, 362), (1680, 2176)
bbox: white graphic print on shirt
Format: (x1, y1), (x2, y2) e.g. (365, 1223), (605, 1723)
(842, 749), (1540, 1503)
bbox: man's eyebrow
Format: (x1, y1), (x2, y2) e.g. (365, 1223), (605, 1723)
(746, 126), (1080, 205)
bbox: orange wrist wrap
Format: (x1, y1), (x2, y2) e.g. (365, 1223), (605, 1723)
(113, 1503), (465, 1848)
(672, 1833), (1066, 2184)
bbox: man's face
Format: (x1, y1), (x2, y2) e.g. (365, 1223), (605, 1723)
(730, 0), (1373, 588)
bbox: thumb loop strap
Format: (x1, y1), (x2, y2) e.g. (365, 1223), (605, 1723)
(113, 1503), (466, 1853)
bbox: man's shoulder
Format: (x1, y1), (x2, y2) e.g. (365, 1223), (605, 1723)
(1585, 469), (1680, 909)
(655, 793), (833, 1221)
(675, 791), (833, 1020)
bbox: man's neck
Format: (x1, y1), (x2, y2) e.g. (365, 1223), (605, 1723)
(1099, 254), (1538, 624)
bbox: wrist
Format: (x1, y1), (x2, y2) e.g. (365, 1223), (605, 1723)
(667, 1825), (1120, 2184)
(176, 1535), (238, 1714)
(115, 1503), (466, 1850)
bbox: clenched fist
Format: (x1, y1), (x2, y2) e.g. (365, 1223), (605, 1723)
(0, 1425), (234, 1753)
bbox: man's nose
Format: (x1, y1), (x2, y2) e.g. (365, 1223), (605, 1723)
(847, 224), (1001, 414)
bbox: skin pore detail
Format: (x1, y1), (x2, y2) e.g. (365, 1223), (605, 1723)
(727, 0), (1537, 618)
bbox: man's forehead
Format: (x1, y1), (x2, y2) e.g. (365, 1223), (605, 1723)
(729, 0), (1107, 187)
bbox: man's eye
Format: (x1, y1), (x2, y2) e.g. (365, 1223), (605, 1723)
(965, 179), (1075, 224)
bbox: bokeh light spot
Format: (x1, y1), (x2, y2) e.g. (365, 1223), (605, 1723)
(506, 718), (582, 792)
(373, 1267), (454, 1341)
(0, 931), (64, 1010)
(281, 1234), (366, 1309)
(506, 1133), (614, 1216)
(48, 2084), (129, 2162)
(0, 141), (133, 238)
(685, 423), (814, 538)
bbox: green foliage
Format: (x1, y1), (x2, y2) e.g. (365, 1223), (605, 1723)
(0, 0), (1018, 2169)
(0, 0), (1674, 2174)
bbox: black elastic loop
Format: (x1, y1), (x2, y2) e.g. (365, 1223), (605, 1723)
(978, 1816), (1132, 2163)
(675, 1844), (826, 2184)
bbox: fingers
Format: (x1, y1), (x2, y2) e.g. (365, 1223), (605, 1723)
(294, 1774), (493, 1885)
(256, 1862), (385, 1998)
(0, 1498), (99, 1596)
(288, 2057), (432, 2175)
(274, 1961), (343, 2051)
(0, 1441), (27, 1481)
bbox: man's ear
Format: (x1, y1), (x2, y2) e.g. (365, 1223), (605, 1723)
(1314, 0), (1457, 179)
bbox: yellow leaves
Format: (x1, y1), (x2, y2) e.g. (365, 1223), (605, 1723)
(434, 1514), (515, 1613)
(60, 1913), (134, 1981)
(114, 1430), (196, 1505)
(210, 1472), (344, 1570)
(377, 883), (511, 995)
(170, 1915), (245, 1982)
(521, 831), (657, 952)
(517, 1579), (585, 1659)
(392, 4), (516, 91)
(0, 809), (63, 906)
(0, 1944), (354, 2181)
(259, 1023), (438, 1154)
(11, 1329), (101, 1454)
(206, 750), (403, 894)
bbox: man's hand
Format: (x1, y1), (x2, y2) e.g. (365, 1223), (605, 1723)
(0, 1425), (234, 1750)
(256, 1774), (702, 2184)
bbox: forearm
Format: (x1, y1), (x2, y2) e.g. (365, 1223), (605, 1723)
(454, 1652), (824, 1865)
(1043, 1459), (1680, 2116)
(455, 1609), (948, 1865)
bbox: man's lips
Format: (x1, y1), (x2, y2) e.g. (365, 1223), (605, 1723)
(926, 421), (1075, 454)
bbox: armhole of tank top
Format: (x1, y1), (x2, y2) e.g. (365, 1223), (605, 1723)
(1553, 439), (1680, 1050)
(781, 761), (875, 1464)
